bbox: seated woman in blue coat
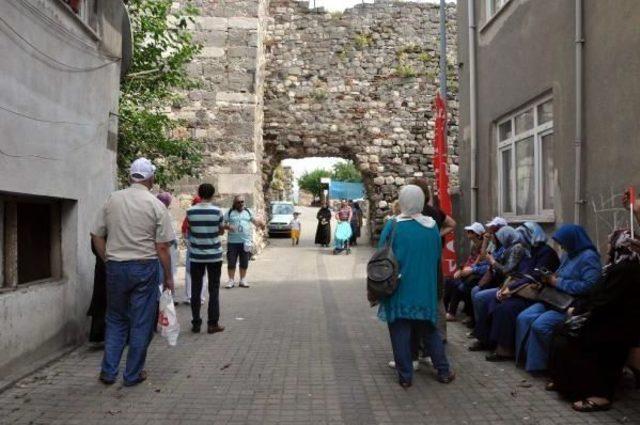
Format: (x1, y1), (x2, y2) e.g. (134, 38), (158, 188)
(377, 185), (455, 388)
(515, 224), (602, 373)
(483, 222), (560, 361)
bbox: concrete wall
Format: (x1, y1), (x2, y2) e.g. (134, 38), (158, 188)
(456, 0), (640, 251)
(0, 0), (124, 382)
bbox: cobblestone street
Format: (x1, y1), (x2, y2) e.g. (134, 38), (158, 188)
(0, 208), (638, 425)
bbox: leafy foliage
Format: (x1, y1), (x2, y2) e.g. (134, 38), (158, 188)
(396, 63), (417, 78)
(298, 169), (332, 198)
(331, 161), (362, 182)
(118, 0), (203, 187)
(297, 161), (363, 198)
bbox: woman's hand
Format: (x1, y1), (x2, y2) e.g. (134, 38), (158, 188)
(543, 274), (558, 287)
(487, 254), (496, 266)
(496, 287), (510, 301)
(566, 307), (575, 317)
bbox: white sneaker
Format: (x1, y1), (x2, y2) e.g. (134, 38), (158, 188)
(225, 280), (235, 289)
(387, 360), (420, 371)
(239, 280), (250, 288)
(419, 356), (433, 366)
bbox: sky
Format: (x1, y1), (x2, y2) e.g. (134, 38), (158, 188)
(310, 0), (453, 12)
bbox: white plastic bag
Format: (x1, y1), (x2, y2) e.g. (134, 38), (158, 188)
(158, 290), (180, 346)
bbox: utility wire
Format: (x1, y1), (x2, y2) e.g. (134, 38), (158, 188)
(0, 15), (120, 72)
(0, 104), (94, 126)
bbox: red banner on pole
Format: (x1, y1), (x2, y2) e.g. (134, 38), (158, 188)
(434, 92), (458, 277)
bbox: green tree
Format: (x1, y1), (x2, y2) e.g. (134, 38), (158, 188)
(332, 161), (362, 182)
(298, 169), (332, 198)
(118, 0), (203, 187)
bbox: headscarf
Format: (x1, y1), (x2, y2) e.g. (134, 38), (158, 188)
(516, 225), (532, 249)
(523, 221), (547, 246)
(397, 185), (435, 228)
(156, 192), (172, 208)
(552, 224), (597, 258)
(495, 226), (520, 248)
(608, 230), (640, 266)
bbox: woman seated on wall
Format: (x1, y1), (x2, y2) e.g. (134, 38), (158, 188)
(482, 222), (560, 361)
(443, 222), (489, 322)
(547, 230), (640, 412)
(468, 225), (530, 351)
(515, 224), (602, 373)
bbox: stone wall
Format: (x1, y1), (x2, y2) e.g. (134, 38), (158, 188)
(263, 0), (459, 234)
(171, 0), (269, 217)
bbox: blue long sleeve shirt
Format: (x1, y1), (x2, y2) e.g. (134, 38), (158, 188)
(555, 249), (602, 295)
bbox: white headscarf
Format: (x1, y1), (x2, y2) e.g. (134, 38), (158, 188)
(397, 185), (436, 228)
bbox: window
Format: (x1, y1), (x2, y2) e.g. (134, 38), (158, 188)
(497, 98), (554, 219)
(1, 195), (63, 290)
(487, 0), (509, 19)
(60, 0), (99, 31)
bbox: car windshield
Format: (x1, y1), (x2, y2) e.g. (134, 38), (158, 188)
(272, 204), (294, 215)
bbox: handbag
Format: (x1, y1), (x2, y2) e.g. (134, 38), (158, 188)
(477, 269), (494, 288)
(366, 220), (399, 302)
(538, 287), (575, 311)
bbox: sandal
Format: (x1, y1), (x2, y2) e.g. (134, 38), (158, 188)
(572, 399), (612, 412)
(545, 382), (557, 392)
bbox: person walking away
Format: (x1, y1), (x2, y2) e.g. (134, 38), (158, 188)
(87, 238), (107, 348)
(350, 202), (363, 246)
(186, 184), (225, 334)
(515, 224), (601, 373)
(157, 192), (178, 303)
(181, 195), (207, 304)
(378, 185), (455, 388)
(548, 230), (640, 412)
(224, 195), (265, 288)
(91, 157), (175, 386)
(315, 201), (332, 247)
(290, 211), (301, 246)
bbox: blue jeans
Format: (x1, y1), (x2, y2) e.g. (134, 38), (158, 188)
(389, 319), (450, 384)
(472, 288), (499, 344)
(101, 260), (159, 384)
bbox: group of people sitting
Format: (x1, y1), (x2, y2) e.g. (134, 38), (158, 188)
(445, 210), (640, 412)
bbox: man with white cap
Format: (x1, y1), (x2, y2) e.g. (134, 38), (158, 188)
(91, 157), (175, 387)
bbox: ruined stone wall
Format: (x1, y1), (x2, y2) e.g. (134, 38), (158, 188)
(263, 0), (459, 234)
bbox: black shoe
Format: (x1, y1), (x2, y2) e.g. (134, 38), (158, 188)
(123, 370), (147, 387)
(192, 324), (201, 333)
(468, 341), (489, 352)
(485, 352), (514, 362)
(99, 371), (115, 385)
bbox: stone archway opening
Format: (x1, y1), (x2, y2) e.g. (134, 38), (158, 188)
(264, 155), (375, 243)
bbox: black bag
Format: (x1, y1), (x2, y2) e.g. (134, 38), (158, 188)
(560, 312), (591, 338)
(538, 287), (575, 311)
(367, 220), (399, 302)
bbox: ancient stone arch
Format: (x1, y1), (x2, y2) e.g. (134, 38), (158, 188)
(173, 0), (458, 237)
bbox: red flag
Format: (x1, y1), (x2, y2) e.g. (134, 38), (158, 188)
(434, 92), (458, 277)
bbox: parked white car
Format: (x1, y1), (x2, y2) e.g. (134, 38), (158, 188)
(267, 202), (295, 237)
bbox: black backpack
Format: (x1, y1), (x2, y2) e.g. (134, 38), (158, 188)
(367, 220), (400, 301)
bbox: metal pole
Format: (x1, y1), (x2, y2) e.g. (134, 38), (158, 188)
(574, 0), (584, 224)
(468, 0), (478, 222)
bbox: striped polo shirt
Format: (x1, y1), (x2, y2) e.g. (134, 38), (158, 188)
(186, 203), (224, 263)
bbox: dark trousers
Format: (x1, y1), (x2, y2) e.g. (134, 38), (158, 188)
(190, 261), (222, 326)
(389, 319), (451, 384)
(102, 260), (159, 384)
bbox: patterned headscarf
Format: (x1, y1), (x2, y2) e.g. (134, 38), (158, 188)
(609, 230), (640, 265)
(523, 221), (548, 246)
(495, 226), (520, 248)
(156, 192), (172, 208)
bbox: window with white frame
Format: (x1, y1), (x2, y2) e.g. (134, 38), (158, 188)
(487, 0), (509, 19)
(497, 98), (554, 219)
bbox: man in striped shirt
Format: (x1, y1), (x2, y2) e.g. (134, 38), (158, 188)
(186, 183), (225, 334)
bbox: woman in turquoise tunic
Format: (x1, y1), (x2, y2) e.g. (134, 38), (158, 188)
(378, 185), (455, 387)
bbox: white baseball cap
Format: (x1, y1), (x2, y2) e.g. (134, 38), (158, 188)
(130, 157), (156, 182)
(464, 222), (485, 236)
(485, 216), (508, 228)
